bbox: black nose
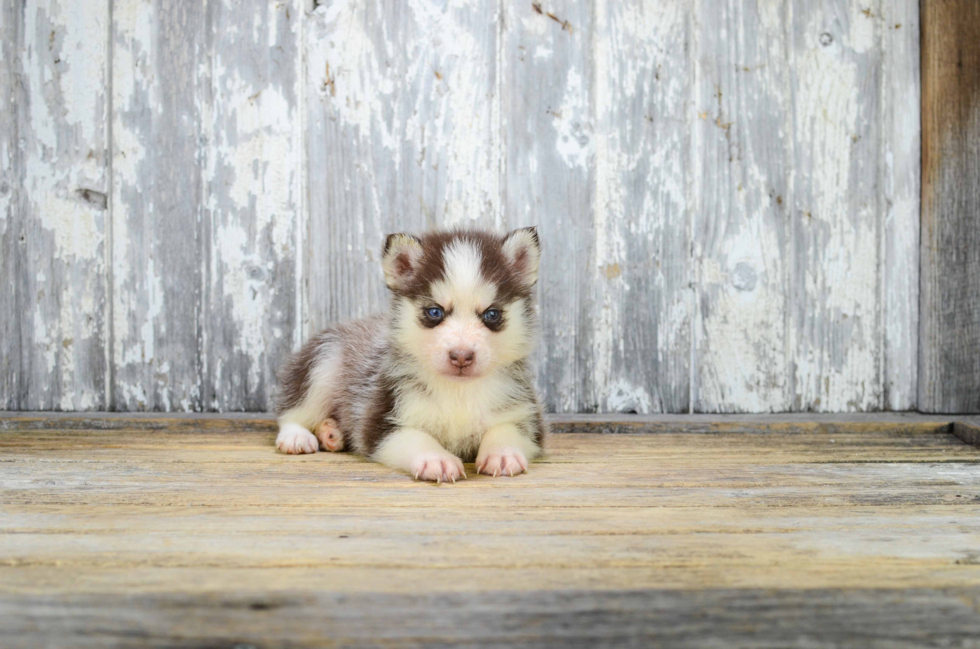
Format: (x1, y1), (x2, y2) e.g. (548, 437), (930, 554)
(449, 349), (475, 368)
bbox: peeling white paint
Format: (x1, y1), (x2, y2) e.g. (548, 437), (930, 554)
(552, 68), (592, 171)
(5, 0), (922, 414)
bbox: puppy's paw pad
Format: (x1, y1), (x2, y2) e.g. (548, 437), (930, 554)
(410, 452), (466, 484)
(476, 447), (528, 477)
(316, 418), (344, 452)
(276, 428), (318, 455)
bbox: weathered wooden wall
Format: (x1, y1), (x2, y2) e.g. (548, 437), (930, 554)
(919, 0), (980, 413)
(1, 0), (925, 413)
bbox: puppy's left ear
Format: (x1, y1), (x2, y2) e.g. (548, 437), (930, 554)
(502, 226), (541, 287)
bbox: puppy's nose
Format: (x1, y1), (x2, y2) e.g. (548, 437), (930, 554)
(448, 349), (475, 368)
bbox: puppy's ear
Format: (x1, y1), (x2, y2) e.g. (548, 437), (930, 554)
(502, 226), (541, 287)
(382, 233), (424, 291)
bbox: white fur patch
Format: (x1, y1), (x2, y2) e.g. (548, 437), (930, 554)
(276, 423), (318, 454)
(394, 375), (537, 458)
(373, 427), (466, 482)
(433, 240), (497, 310)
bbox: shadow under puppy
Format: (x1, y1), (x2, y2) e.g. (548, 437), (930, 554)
(275, 228), (546, 483)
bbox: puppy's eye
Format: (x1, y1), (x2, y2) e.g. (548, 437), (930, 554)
(424, 306), (444, 321)
(482, 308), (501, 324)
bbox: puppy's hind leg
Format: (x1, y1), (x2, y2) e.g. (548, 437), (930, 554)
(315, 418), (344, 452)
(275, 334), (343, 455)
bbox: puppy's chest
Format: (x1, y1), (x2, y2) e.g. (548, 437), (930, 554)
(395, 385), (500, 447)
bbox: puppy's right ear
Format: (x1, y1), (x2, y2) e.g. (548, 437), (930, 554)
(382, 233), (424, 291)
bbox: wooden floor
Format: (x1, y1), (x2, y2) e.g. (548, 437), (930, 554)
(2, 414), (980, 648)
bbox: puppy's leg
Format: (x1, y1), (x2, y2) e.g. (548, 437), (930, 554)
(315, 417), (344, 452)
(476, 423), (540, 477)
(276, 341), (343, 455)
(373, 428), (465, 483)
(276, 420), (319, 455)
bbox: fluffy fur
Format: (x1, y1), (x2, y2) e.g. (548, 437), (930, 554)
(275, 228), (546, 482)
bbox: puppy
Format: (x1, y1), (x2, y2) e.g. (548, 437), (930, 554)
(274, 228), (546, 482)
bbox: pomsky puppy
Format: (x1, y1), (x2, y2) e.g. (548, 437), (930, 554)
(274, 228), (546, 483)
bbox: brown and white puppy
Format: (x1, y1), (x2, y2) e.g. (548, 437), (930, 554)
(274, 228), (546, 483)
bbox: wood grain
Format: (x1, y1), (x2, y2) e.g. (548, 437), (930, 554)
(503, 1), (596, 413)
(693, 0), (792, 412)
(0, 0), (20, 408)
(110, 0), (208, 411)
(1, 416), (980, 646)
(1, 0), (109, 410)
(4, 588), (980, 648)
(2, 0), (926, 413)
(592, 0), (692, 413)
(203, 0), (303, 410)
(880, 1), (920, 410)
(919, 0), (980, 413)
(305, 0), (501, 332)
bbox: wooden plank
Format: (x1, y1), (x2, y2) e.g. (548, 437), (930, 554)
(590, 0), (692, 413)
(788, 0), (889, 411)
(953, 420), (980, 449)
(692, 0), (793, 412)
(919, 0), (980, 413)
(0, 0), (109, 410)
(880, 1), (920, 410)
(3, 588), (980, 648)
(203, 0), (303, 410)
(110, 0), (208, 410)
(503, 1), (596, 412)
(0, 0), (20, 408)
(0, 411), (956, 433)
(304, 0), (501, 331)
(2, 419), (980, 646)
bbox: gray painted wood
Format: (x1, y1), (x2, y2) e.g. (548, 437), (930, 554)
(112, 0), (302, 411)
(2, 0), (925, 414)
(591, 0), (692, 413)
(693, 0), (794, 412)
(693, 0), (919, 414)
(880, 1), (920, 410)
(110, 0), (208, 411)
(788, 0), (889, 412)
(919, 0), (980, 413)
(504, 1), (596, 413)
(203, 0), (303, 411)
(305, 0), (501, 331)
(0, 0), (20, 408)
(1, 0), (109, 410)
(5, 587), (980, 648)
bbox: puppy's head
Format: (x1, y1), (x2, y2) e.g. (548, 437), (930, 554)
(382, 228), (540, 381)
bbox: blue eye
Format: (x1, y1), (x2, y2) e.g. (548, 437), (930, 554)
(424, 307), (444, 320)
(483, 308), (501, 323)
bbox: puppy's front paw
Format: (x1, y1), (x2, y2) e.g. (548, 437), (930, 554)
(476, 446), (528, 477)
(276, 424), (318, 455)
(411, 452), (466, 484)
(316, 418), (344, 452)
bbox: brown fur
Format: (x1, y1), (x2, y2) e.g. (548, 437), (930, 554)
(277, 229), (545, 461)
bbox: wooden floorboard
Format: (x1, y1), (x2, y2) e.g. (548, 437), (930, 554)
(2, 415), (980, 647)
